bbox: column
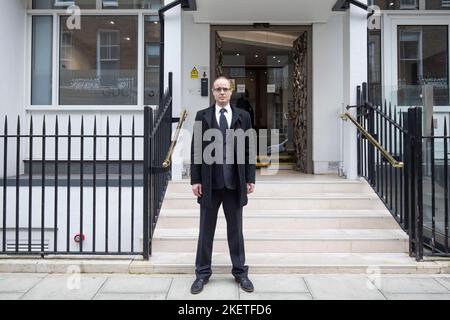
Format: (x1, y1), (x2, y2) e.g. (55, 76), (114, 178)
(342, 2), (368, 180)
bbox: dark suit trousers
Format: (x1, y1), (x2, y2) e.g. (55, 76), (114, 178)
(195, 187), (248, 280)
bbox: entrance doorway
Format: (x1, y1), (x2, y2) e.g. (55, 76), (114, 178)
(211, 27), (313, 173)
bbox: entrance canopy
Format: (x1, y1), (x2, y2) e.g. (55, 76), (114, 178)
(192, 0), (340, 24)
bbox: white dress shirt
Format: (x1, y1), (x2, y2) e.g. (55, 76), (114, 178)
(215, 104), (232, 128)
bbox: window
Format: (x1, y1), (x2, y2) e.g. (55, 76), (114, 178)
(31, 0), (162, 9)
(97, 30), (121, 86)
(427, 0), (450, 9)
(60, 31), (73, 70)
(29, 5), (162, 107)
(31, 16), (53, 105)
(368, 0), (418, 9)
(398, 26), (449, 106)
(400, 0), (418, 9)
(368, 29), (382, 104)
(59, 15), (138, 105)
(32, 0), (96, 9)
(102, 0), (162, 9)
(369, 0), (450, 9)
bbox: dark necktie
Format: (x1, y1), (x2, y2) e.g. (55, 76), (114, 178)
(219, 108), (228, 137)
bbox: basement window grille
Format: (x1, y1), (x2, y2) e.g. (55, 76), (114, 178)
(6, 241), (50, 253)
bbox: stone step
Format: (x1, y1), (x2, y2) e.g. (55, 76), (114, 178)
(157, 209), (399, 229)
(152, 229), (408, 254)
(161, 194), (386, 210)
(131, 252), (427, 274)
(2, 254), (446, 274)
(166, 181), (374, 195)
(159, 208), (392, 217)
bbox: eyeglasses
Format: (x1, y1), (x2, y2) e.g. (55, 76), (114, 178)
(212, 87), (231, 93)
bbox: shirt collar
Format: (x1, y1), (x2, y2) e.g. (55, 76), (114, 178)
(215, 104), (231, 115)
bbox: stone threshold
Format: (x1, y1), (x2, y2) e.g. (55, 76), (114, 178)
(1, 255), (449, 275)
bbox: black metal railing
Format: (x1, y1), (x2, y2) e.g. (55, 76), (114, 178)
(142, 73), (174, 260)
(0, 74), (175, 260)
(350, 83), (450, 260)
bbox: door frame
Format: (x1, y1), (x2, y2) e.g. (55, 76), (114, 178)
(210, 25), (314, 173)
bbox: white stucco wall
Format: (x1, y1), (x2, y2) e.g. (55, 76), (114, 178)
(164, 3), (184, 180)
(0, 0), (26, 117)
(312, 14), (345, 174)
(174, 11), (210, 179)
(342, 4), (368, 180)
(0, 0), (27, 177)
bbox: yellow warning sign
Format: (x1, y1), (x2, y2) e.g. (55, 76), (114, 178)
(190, 67), (199, 79)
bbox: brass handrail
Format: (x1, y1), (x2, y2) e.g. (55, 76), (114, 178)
(340, 112), (404, 169)
(162, 110), (188, 168)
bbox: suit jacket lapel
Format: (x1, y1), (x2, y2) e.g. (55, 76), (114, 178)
(230, 106), (241, 129)
(203, 105), (241, 129)
(202, 105), (215, 129)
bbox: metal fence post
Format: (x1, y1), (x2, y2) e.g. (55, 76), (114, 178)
(356, 85), (362, 177)
(363, 83), (375, 186)
(143, 106), (150, 260)
(407, 107), (424, 261)
(407, 108), (416, 258)
(415, 107), (424, 260)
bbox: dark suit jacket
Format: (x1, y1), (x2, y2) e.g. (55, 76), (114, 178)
(190, 105), (256, 208)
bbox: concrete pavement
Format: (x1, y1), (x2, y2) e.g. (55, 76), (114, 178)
(1, 273), (450, 300)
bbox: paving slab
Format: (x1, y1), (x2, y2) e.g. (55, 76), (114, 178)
(94, 293), (167, 300)
(374, 277), (448, 293)
(0, 274), (46, 293)
(435, 278), (450, 290)
(0, 293), (24, 300)
(239, 292), (313, 300)
(241, 275), (308, 293)
(385, 293), (450, 300)
(304, 276), (386, 300)
(167, 276), (239, 300)
(99, 276), (172, 293)
(20, 275), (107, 300)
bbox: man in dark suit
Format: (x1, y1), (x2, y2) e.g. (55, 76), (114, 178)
(190, 76), (256, 294)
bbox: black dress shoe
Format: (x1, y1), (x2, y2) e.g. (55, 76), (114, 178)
(190, 278), (209, 294)
(235, 277), (254, 293)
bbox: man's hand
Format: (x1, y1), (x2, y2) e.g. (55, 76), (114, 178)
(247, 183), (255, 194)
(192, 184), (203, 197)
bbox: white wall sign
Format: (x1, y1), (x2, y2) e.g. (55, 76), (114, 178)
(237, 84), (246, 93)
(267, 84), (276, 93)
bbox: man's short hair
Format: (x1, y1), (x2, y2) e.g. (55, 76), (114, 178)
(213, 76), (231, 89)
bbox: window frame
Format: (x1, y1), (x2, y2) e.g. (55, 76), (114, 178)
(26, 2), (160, 109)
(97, 29), (121, 79)
(398, 28), (424, 84)
(60, 30), (73, 70)
(382, 14), (450, 110)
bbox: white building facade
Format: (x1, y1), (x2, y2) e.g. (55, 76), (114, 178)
(0, 0), (449, 180)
